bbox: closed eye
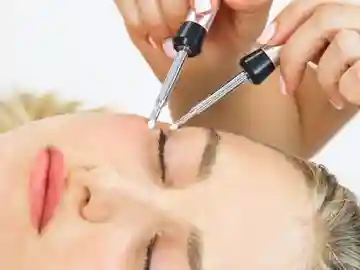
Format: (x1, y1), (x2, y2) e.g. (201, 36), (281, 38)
(158, 129), (167, 182)
(144, 235), (157, 270)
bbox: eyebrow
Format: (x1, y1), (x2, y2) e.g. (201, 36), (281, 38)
(197, 128), (221, 179)
(187, 226), (203, 270)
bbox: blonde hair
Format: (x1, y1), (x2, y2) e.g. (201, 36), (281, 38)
(0, 92), (106, 132)
(1, 92), (359, 269)
(290, 158), (360, 269)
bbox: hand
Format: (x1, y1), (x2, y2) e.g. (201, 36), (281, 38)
(259, 0), (360, 109)
(115, 0), (273, 82)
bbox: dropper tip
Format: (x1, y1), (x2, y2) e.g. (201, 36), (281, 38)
(169, 123), (179, 130)
(147, 119), (156, 130)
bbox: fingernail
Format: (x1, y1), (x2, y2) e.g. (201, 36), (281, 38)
(256, 22), (277, 44)
(148, 36), (158, 49)
(279, 75), (288, 95)
(329, 97), (344, 110)
(162, 38), (177, 59)
(194, 0), (213, 14)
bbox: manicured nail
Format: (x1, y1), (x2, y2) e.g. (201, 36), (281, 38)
(148, 36), (158, 49)
(194, 0), (212, 14)
(162, 38), (177, 59)
(329, 97), (344, 110)
(256, 22), (277, 44)
(279, 75), (287, 95)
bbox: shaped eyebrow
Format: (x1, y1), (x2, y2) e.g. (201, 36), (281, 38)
(197, 128), (221, 180)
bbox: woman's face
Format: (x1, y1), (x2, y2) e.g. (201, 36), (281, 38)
(0, 113), (313, 270)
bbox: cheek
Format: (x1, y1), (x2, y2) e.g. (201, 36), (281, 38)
(51, 123), (159, 179)
(34, 225), (131, 270)
(0, 144), (39, 233)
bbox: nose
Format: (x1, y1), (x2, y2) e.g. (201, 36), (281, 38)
(68, 166), (164, 224)
(67, 165), (201, 229)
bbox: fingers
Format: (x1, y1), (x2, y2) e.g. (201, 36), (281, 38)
(278, 4), (360, 93)
(266, 0), (360, 44)
(161, 0), (189, 34)
(317, 30), (360, 109)
(190, 0), (219, 13)
(339, 60), (360, 105)
(115, 0), (142, 35)
(115, 0), (190, 54)
(137, 0), (171, 45)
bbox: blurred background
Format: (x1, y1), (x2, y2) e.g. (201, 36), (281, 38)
(7, 0), (360, 194)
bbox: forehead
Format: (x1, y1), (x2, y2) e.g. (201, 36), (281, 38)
(202, 144), (312, 268)
(162, 128), (313, 268)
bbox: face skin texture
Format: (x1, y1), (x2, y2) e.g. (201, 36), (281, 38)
(0, 112), (314, 270)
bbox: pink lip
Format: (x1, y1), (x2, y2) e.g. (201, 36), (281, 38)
(29, 147), (65, 232)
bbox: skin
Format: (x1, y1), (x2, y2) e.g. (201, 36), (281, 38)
(268, 1), (360, 106)
(0, 112), (313, 269)
(116, 0), (359, 158)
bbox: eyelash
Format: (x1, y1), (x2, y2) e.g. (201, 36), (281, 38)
(144, 235), (157, 270)
(158, 129), (167, 182)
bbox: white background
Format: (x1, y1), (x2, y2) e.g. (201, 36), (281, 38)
(6, 0), (360, 195)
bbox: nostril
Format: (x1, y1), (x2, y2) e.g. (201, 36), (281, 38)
(69, 166), (168, 224)
(163, 127), (210, 188)
(84, 187), (91, 205)
(81, 187), (115, 223)
(79, 187), (91, 219)
(67, 166), (118, 223)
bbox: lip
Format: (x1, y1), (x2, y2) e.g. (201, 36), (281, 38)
(29, 147), (65, 233)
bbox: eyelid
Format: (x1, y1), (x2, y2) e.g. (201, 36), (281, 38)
(156, 128), (218, 188)
(144, 234), (158, 270)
